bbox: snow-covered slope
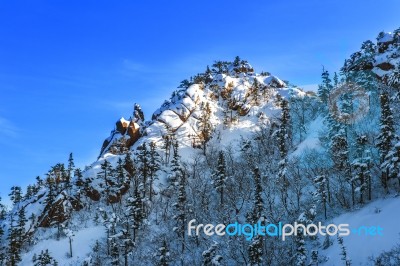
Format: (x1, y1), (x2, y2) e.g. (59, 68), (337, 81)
(322, 196), (400, 265)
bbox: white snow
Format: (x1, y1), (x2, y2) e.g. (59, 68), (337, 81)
(21, 225), (104, 266)
(321, 196), (400, 265)
(377, 32), (393, 43)
(291, 116), (324, 157)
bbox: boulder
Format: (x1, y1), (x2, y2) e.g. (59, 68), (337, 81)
(127, 122), (141, 147)
(116, 117), (130, 134)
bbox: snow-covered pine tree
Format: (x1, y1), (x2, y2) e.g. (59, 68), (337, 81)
(251, 78), (260, 105)
(162, 124), (174, 165)
(202, 242), (222, 266)
(248, 167), (264, 266)
(7, 207), (26, 266)
(148, 141), (161, 201)
(44, 175), (56, 209)
(351, 135), (371, 203)
(277, 98), (290, 211)
(337, 235), (351, 265)
(318, 68), (333, 105)
(377, 92), (395, 191)
(115, 157), (127, 188)
(329, 124), (352, 207)
(8, 186), (22, 206)
(197, 102), (213, 154)
(309, 250), (318, 266)
(74, 168), (84, 188)
(127, 183), (143, 241)
(212, 151), (226, 206)
(313, 175), (328, 220)
(133, 103), (145, 124)
(173, 170), (187, 253)
(33, 249), (57, 266)
(97, 160), (113, 205)
(110, 239), (120, 266)
(383, 141), (400, 187)
(168, 141), (182, 187)
(136, 142), (149, 199)
(0, 197), (5, 265)
(66, 152), (75, 191)
(294, 213), (307, 266)
(156, 240), (170, 266)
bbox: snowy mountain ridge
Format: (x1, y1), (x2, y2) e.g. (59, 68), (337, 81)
(1, 28), (400, 265)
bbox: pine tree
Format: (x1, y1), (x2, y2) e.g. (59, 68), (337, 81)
(127, 184), (143, 241)
(123, 152), (135, 180)
(33, 249), (57, 266)
(313, 175), (328, 220)
(168, 141), (182, 187)
(333, 72), (339, 87)
(97, 160), (113, 205)
(294, 213), (307, 266)
(251, 78), (260, 105)
(377, 92), (395, 191)
(133, 103), (145, 123)
(330, 127), (353, 206)
(156, 240), (170, 266)
(202, 242), (222, 266)
(136, 143), (149, 199)
(197, 102), (213, 154)
(44, 175), (56, 208)
(9, 186), (23, 205)
(0, 197), (6, 265)
(351, 135), (371, 203)
(277, 99), (290, 210)
(66, 152), (75, 190)
(173, 170), (186, 253)
(318, 68), (333, 105)
(120, 223), (134, 266)
(91, 240), (102, 266)
(74, 168), (84, 188)
(115, 158), (127, 188)
(337, 235), (351, 265)
(148, 142), (161, 201)
(309, 250), (318, 266)
(383, 141), (400, 186)
(248, 167), (264, 266)
(7, 208), (26, 266)
(162, 124), (174, 164)
(212, 151), (226, 206)
(110, 239), (120, 266)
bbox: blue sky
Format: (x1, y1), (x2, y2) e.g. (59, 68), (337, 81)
(0, 0), (399, 205)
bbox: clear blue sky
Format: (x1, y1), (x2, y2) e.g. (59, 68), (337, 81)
(0, 0), (399, 205)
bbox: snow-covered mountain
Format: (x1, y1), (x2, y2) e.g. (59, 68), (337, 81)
(1, 28), (400, 266)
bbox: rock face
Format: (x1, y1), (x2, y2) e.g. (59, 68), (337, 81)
(85, 187), (101, 201)
(99, 118), (141, 157)
(107, 183), (130, 204)
(38, 192), (83, 227)
(126, 122), (140, 146)
(116, 118), (130, 134)
(376, 62), (395, 71)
